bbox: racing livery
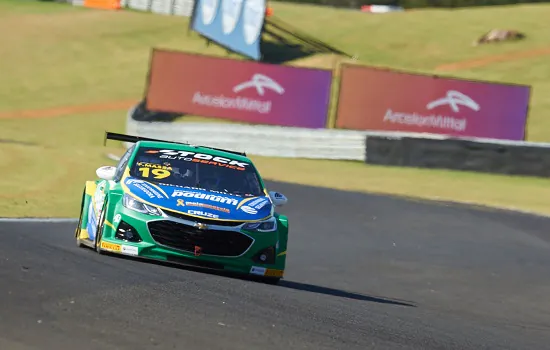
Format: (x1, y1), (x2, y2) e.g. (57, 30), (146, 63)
(75, 132), (289, 284)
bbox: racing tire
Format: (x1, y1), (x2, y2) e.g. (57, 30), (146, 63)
(94, 200), (108, 255)
(75, 189), (86, 248)
(260, 277), (281, 285)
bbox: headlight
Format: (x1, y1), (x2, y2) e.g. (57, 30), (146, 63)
(243, 217), (277, 232)
(123, 194), (162, 216)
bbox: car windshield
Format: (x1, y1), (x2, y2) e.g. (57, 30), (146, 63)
(129, 146), (264, 197)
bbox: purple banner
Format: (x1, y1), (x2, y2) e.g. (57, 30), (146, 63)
(146, 50), (333, 128)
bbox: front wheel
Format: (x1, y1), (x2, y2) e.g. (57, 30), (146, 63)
(75, 189), (86, 248)
(260, 277), (281, 285)
(94, 201), (108, 255)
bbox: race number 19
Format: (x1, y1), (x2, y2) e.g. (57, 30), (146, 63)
(138, 167), (170, 179)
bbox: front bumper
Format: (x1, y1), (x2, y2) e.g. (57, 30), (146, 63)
(100, 207), (286, 278)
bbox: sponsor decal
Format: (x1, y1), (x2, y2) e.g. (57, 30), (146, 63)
(135, 163), (172, 180)
(426, 90), (480, 113)
(194, 245), (202, 257)
(233, 74), (285, 96)
(248, 197), (269, 209)
(113, 214), (122, 224)
(336, 64), (530, 140)
(158, 185), (242, 196)
(250, 266), (266, 276)
(193, 74), (285, 115)
(191, 0), (264, 60)
(221, 0), (243, 35)
(93, 181), (107, 218)
(172, 189), (239, 206)
(383, 91), (477, 133)
(242, 0), (266, 46)
(265, 269), (284, 278)
(194, 222), (208, 230)
(100, 241), (121, 252)
(125, 178), (168, 199)
(145, 150), (249, 171)
(240, 205), (258, 215)
(188, 210), (219, 219)
(136, 161), (173, 170)
(185, 201), (231, 213)
(121, 245), (138, 256)
(145, 50), (332, 129)
(383, 109), (467, 132)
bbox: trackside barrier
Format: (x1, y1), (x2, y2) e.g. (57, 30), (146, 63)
(365, 135), (550, 177)
(126, 113), (368, 160)
(126, 107), (550, 177)
(118, 0), (194, 16)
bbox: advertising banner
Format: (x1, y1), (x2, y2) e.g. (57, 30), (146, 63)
(336, 64), (531, 140)
(145, 49), (332, 128)
(190, 0), (266, 60)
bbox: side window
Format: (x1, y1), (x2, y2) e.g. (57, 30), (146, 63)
(114, 145), (134, 182)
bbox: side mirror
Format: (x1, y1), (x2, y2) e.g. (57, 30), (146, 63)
(269, 191), (288, 207)
(96, 166), (116, 181)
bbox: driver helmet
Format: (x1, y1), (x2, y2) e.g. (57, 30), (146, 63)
(201, 168), (224, 190)
(172, 167), (193, 179)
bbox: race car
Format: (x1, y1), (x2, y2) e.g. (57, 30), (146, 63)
(75, 132), (289, 284)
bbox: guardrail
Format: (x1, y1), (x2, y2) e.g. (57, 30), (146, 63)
(126, 112), (368, 160)
(126, 106), (550, 178)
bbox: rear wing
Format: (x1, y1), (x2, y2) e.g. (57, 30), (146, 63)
(104, 131), (247, 157)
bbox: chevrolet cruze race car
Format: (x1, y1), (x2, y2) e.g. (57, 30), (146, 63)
(75, 132), (289, 284)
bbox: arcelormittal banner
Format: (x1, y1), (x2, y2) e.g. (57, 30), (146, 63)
(145, 49), (332, 128)
(336, 64), (531, 140)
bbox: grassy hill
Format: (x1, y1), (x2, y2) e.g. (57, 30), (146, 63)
(1, 0), (549, 217)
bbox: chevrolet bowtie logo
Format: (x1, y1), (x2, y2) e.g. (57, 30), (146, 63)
(195, 222), (208, 230)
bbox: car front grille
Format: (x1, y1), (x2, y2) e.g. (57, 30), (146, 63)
(162, 209), (245, 227)
(147, 220), (253, 257)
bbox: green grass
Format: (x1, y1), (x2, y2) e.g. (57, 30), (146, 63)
(1, 0), (550, 217)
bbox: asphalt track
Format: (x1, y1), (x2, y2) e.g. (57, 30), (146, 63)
(1, 181), (550, 350)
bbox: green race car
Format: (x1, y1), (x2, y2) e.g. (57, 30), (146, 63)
(75, 132), (289, 284)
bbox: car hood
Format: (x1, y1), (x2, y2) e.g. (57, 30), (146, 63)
(122, 176), (273, 221)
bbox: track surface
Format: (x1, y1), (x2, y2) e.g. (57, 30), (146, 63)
(1, 181), (550, 350)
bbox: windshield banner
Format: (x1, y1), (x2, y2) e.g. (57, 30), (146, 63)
(145, 49), (333, 129)
(335, 64), (531, 140)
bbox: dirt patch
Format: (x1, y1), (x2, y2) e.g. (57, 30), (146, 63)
(0, 99), (137, 119)
(436, 47), (550, 71)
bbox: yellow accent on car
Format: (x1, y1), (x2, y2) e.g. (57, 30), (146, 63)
(100, 241), (121, 252)
(265, 269), (284, 278)
(85, 182), (97, 197)
(79, 228), (90, 240)
(236, 197), (256, 209)
(104, 220), (115, 230)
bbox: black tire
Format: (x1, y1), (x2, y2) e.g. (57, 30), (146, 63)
(260, 277), (281, 285)
(94, 200), (108, 255)
(75, 190), (86, 248)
